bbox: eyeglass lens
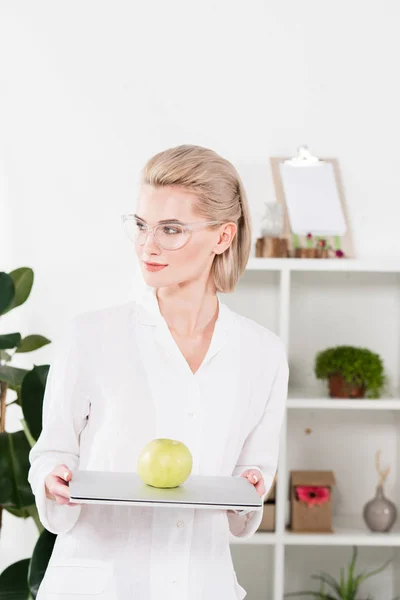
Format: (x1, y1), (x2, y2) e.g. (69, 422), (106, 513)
(124, 219), (187, 249)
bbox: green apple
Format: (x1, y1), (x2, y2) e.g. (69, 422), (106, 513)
(137, 438), (193, 488)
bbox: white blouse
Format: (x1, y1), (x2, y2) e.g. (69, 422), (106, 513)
(28, 284), (289, 600)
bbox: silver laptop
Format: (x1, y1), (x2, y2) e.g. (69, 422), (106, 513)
(69, 470), (262, 511)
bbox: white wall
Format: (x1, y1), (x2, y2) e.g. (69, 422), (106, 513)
(1, 1), (400, 597)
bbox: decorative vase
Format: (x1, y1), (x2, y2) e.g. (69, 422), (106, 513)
(363, 485), (397, 532)
(328, 374), (366, 399)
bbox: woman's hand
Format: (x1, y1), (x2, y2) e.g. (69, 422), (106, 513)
(44, 464), (79, 506)
(240, 468), (265, 497)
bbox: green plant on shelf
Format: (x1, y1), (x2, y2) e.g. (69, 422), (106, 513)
(314, 345), (386, 399)
(284, 545), (398, 600)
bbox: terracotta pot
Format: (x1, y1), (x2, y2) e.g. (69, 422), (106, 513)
(315, 248), (329, 259)
(328, 374), (366, 399)
(294, 248), (317, 258)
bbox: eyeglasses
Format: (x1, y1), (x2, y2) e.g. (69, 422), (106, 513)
(121, 214), (223, 250)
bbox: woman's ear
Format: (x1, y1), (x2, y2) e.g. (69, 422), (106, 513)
(213, 222), (237, 255)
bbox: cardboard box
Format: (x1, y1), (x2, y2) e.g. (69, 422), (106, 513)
(258, 503), (275, 531)
(266, 475), (276, 502)
(257, 475), (277, 532)
(289, 470), (335, 533)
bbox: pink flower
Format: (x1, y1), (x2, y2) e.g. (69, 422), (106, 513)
(296, 486), (330, 507)
(335, 249), (345, 258)
(306, 233), (312, 239)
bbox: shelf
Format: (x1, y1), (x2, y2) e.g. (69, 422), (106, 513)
(230, 531), (276, 545)
(284, 516), (400, 546)
(234, 257), (400, 598)
(287, 389), (400, 410)
(246, 258), (400, 273)
(230, 516), (400, 546)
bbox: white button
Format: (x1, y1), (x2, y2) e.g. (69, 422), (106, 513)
(176, 520), (185, 528)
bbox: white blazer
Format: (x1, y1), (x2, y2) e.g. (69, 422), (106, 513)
(28, 284), (289, 600)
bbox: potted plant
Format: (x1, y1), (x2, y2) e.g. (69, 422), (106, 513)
(0, 267), (57, 598)
(314, 345), (385, 399)
(284, 545), (398, 599)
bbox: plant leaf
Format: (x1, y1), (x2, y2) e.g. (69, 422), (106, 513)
(285, 592), (337, 599)
(21, 365), (50, 441)
(15, 335), (51, 354)
(0, 333), (21, 350)
(2, 268), (34, 315)
(0, 350), (12, 362)
(355, 556), (392, 585)
(311, 574), (340, 595)
(0, 558), (30, 599)
(28, 529), (57, 599)
(0, 364), (29, 387)
(339, 567), (345, 596)
(0, 430), (35, 508)
(346, 546), (359, 598)
(0, 272), (15, 316)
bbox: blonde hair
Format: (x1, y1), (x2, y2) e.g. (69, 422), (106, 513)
(140, 144), (252, 293)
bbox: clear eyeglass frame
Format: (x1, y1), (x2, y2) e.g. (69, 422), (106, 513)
(121, 213), (223, 250)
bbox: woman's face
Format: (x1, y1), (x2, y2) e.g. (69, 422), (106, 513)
(134, 184), (235, 288)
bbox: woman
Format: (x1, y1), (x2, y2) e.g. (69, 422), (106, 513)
(28, 144), (289, 600)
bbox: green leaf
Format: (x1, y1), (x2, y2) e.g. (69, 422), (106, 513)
(2, 268), (34, 315)
(0, 333), (21, 350)
(0, 430), (35, 509)
(0, 558), (30, 599)
(0, 350), (12, 362)
(0, 272), (15, 316)
(4, 506), (33, 519)
(28, 529), (57, 599)
(15, 335), (51, 354)
(311, 574), (340, 595)
(345, 546), (358, 598)
(21, 418), (36, 449)
(0, 365), (28, 387)
(339, 566), (345, 596)
(355, 556), (393, 585)
(284, 592), (337, 599)
(21, 365), (49, 441)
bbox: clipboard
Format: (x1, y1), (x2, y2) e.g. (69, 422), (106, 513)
(270, 146), (355, 257)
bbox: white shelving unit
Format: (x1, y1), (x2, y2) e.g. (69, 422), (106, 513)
(229, 258), (400, 600)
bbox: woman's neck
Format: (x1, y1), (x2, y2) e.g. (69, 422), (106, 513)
(156, 280), (218, 337)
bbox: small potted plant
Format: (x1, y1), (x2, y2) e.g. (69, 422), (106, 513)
(314, 345), (385, 399)
(315, 238), (328, 258)
(284, 545), (397, 599)
(293, 233), (317, 258)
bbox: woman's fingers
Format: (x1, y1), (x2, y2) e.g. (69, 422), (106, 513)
(254, 478), (266, 496)
(241, 469), (266, 497)
(45, 464), (79, 506)
(51, 481), (71, 503)
(53, 464), (72, 482)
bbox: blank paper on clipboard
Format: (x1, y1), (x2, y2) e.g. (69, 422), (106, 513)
(279, 161), (347, 236)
